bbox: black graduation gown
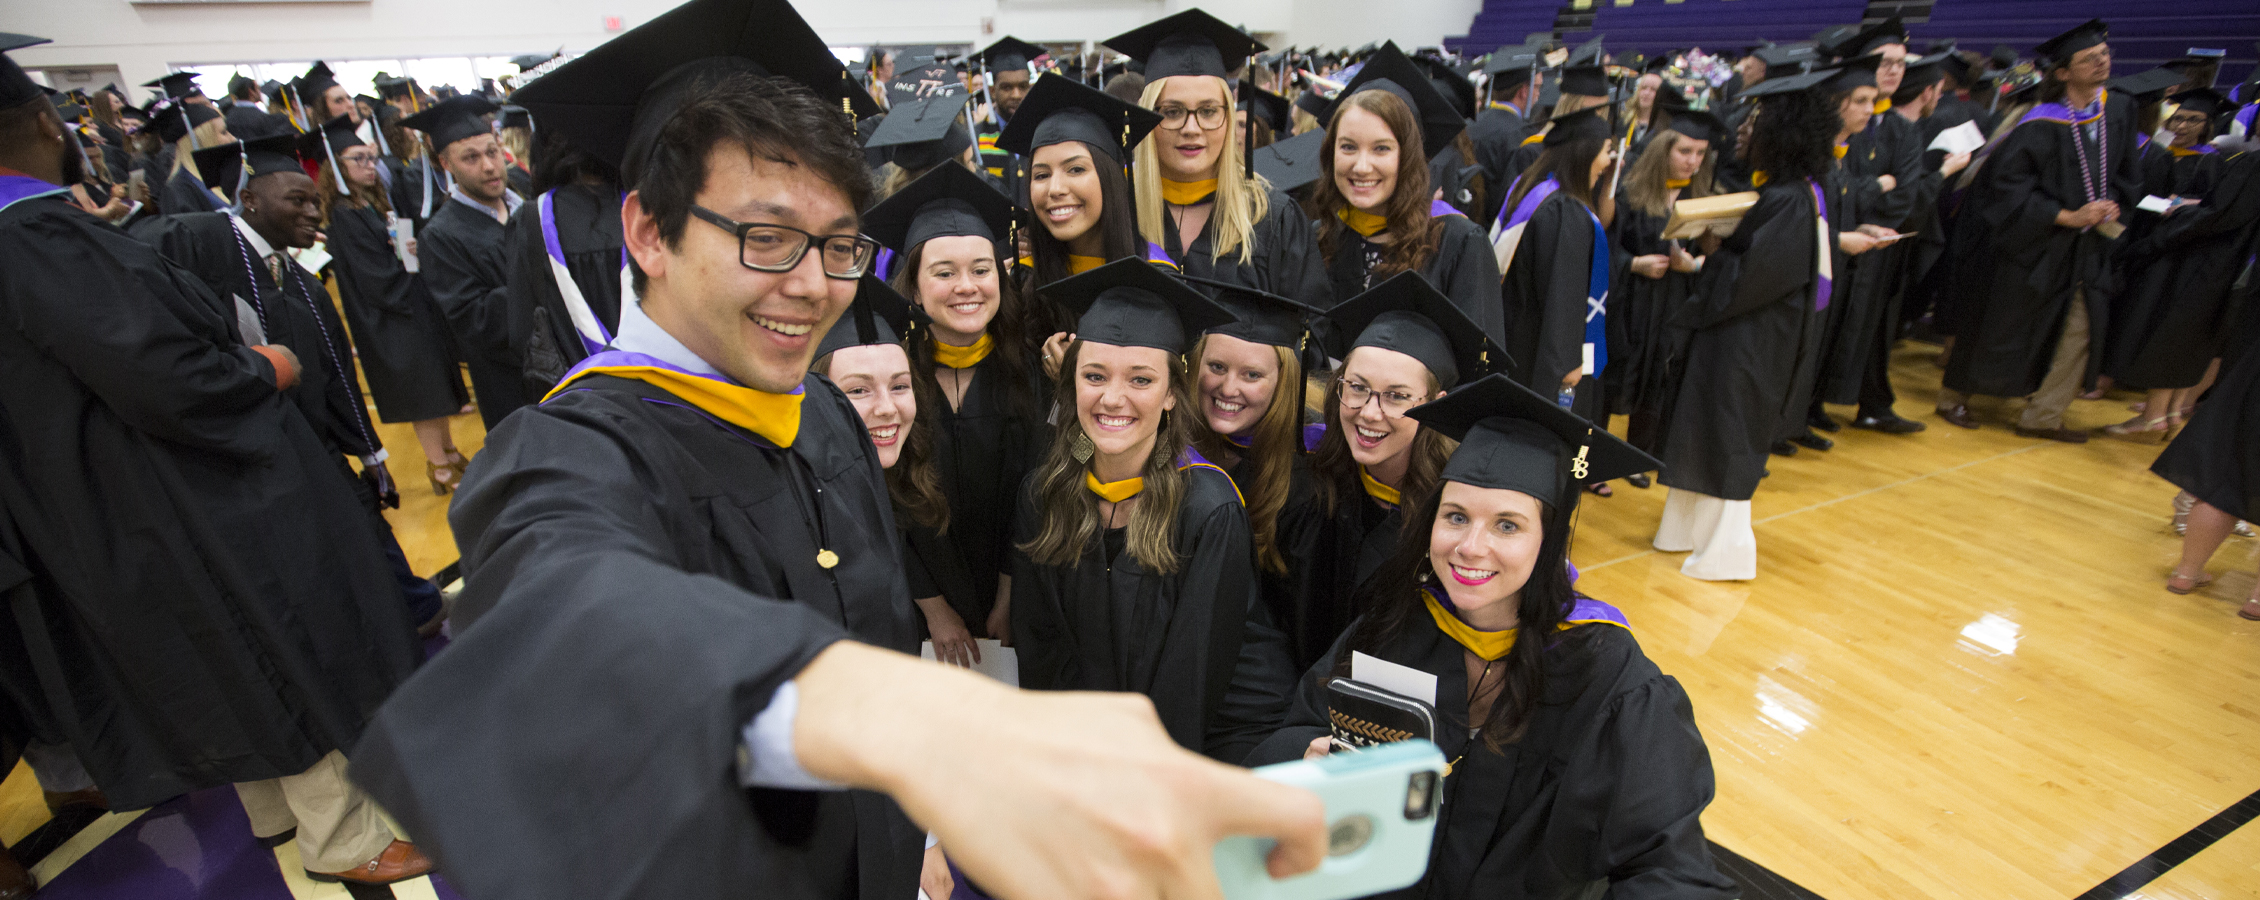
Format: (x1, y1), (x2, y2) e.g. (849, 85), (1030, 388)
(1891, 135), (1954, 327)
(510, 184), (626, 395)
(161, 166), (224, 215)
(1814, 112), (1922, 406)
(2151, 343), (2260, 522)
(1273, 468), (1405, 672)
(327, 204), (468, 422)
(1207, 447), (1316, 765)
(351, 372), (922, 900)
(1944, 94), (2142, 399)
(0, 193), (418, 810)
(1660, 179), (1829, 501)
(136, 211), (380, 467)
(1471, 104), (1534, 225)
(1247, 618), (1736, 900)
(2104, 148), (2258, 389)
(1162, 186), (1334, 311)
(1499, 191), (1600, 416)
(1327, 213), (1507, 347)
(1607, 193), (1700, 455)
(420, 194), (534, 429)
(387, 156), (446, 229)
(1009, 466), (1256, 756)
(929, 351), (1050, 630)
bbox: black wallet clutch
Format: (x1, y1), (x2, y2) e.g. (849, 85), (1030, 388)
(1326, 677), (1438, 752)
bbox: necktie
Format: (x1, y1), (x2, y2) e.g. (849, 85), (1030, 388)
(267, 252), (285, 285)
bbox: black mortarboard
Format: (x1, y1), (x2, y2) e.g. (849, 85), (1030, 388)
(1542, 104), (1611, 146)
(1936, 50), (1972, 83)
(1253, 129), (1324, 191)
(1558, 65), (1609, 97)
(862, 162), (1013, 252)
(0, 34), (48, 109)
(1811, 24), (1859, 61)
(996, 72), (1163, 162)
(816, 274), (927, 358)
(866, 91), (973, 170)
(499, 104), (532, 131)
(2108, 68), (2185, 104)
(1842, 16), (1908, 59)
(151, 98), (224, 143)
(228, 73), (256, 97)
(1819, 53), (1884, 91)
(192, 131), (303, 205)
(1327, 272), (1501, 390)
(1615, 51), (1649, 74)
(397, 94), (498, 152)
(1755, 43), (1817, 79)
(2169, 87), (2232, 119)
(1293, 86), (1330, 119)
(239, 130), (307, 180)
(1413, 55), (1477, 120)
(511, 54), (553, 72)
(1044, 258), (1236, 355)
(1329, 42), (1466, 157)
(1742, 70), (1830, 98)
(1897, 50), (1950, 93)
(375, 76), (414, 100)
(1662, 109), (1725, 143)
(979, 36), (1046, 73)
(2033, 19), (2108, 67)
(1644, 54), (1675, 75)
(294, 61), (338, 108)
(2002, 78), (2045, 106)
(1105, 9), (1264, 81)
(1988, 45), (2019, 70)
(1240, 83), (1290, 134)
(1568, 36), (1607, 68)
(143, 70), (203, 100)
(506, 0), (879, 179)
(1408, 373), (1660, 507)
(1484, 46), (1542, 79)
(354, 93), (380, 110)
(307, 112), (364, 154)
(1176, 275), (1321, 351)
(433, 85), (461, 101)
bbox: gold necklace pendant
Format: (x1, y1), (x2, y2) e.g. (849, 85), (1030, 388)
(816, 549), (840, 569)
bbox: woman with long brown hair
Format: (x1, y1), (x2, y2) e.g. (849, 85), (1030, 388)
(1608, 112), (1724, 461)
(1495, 106), (1616, 446)
(863, 163), (1046, 647)
(1009, 259), (1255, 756)
(1313, 43), (1504, 347)
(307, 115), (469, 493)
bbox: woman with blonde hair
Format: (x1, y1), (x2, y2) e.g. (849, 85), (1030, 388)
(1105, 9), (1331, 310)
(151, 98), (233, 213)
(1608, 111), (1724, 460)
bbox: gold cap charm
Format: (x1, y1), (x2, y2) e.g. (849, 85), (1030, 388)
(816, 549), (840, 569)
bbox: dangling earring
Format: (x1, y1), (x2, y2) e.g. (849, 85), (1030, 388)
(1071, 429), (1094, 464)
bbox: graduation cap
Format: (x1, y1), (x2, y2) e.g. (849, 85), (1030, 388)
(1253, 128), (1324, 192)
(866, 91), (973, 171)
(996, 72), (1163, 162)
(1542, 104), (1611, 146)
(2032, 19), (2108, 68)
(1754, 44), (1817, 79)
(228, 73), (256, 98)
(192, 131), (303, 206)
(1042, 257), (1236, 355)
(1838, 16), (1908, 60)
(1614, 51), (1649, 74)
(2169, 87), (2233, 119)
(1818, 53), (1884, 91)
(1104, 9), (1265, 82)
(1327, 42), (1467, 157)
(1557, 65), (1609, 98)
(432, 85), (461, 101)
(1810, 24), (1860, 61)
(0, 34), (48, 109)
(397, 94), (499, 153)
(511, 53), (555, 72)
(150, 97), (224, 144)
(816, 274), (928, 359)
(979, 36), (1047, 74)
(1484, 46), (1542, 79)
(294, 61), (338, 109)
(506, 0), (879, 179)
(1935, 48), (1974, 83)
(1411, 55), (1477, 120)
(303, 112), (364, 157)
(1327, 271), (1500, 390)
(1892, 52), (1949, 100)
(861, 161), (1013, 252)
(1567, 36), (1607, 68)
(1661, 108), (1725, 144)
(375, 76), (414, 100)
(1240, 83), (1291, 134)
(143, 70), (203, 100)
(499, 104), (533, 131)
(1175, 274), (1324, 358)
(1407, 373), (1660, 507)
(1987, 45), (2019, 71)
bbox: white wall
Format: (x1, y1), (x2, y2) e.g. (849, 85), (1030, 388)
(2, 0), (1465, 102)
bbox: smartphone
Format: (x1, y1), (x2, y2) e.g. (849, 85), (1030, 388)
(1213, 740), (1446, 900)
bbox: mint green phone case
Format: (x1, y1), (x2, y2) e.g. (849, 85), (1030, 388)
(1213, 740), (1447, 900)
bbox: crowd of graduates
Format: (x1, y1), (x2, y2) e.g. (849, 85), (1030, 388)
(3, 3), (2258, 898)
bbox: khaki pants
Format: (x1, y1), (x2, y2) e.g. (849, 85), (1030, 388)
(1936, 288), (2091, 430)
(235, 750), (395, 873)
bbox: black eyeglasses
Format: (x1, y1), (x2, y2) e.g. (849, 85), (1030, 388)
(688, 205), (879, 279)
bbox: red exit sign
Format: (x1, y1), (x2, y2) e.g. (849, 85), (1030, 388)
(603, 15), (624, 31)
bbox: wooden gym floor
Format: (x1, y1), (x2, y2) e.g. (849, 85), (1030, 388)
(6, 340), (2255, 900)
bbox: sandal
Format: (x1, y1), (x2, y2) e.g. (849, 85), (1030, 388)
(427, 460), (461, 496)
(1583, 482), (1614, 498)
(2102, 414), (2172, 441)
(2166, 569), (2213, 595)
(2242, 592), (2260, 621)
(2172, 491), (2196, 535)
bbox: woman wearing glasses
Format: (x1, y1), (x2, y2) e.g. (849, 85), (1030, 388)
(1107, 10), (1332, 311)
(1274, 273), (1502, 671)
(309, 115), (470, 494)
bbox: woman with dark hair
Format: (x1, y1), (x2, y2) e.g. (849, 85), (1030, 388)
(863, 164), (1047, 648)
(1609, 113), (1723, 460)
(1278, 273), (1503, 671)
(308, 114), (471, 493)
(1248, 374), (1735, 900)
(508, 125), (626, 395)
(1313, 43), (1503, 347)
(1494, 105), (1617, 480)
(1009, 259), (1256, 757)
(1651, 70), (1859, 581)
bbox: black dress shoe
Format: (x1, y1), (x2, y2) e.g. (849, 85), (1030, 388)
(1808, 411), (1842, 432)
(1626, 472), (1652, 489)
(2013, 424), (2090, 443)
(1935, 405), (1979, 429)
(1770, 439), (1799, 457)
(1851, 413), (1928, 434)
(1792, 432), (1834, 451)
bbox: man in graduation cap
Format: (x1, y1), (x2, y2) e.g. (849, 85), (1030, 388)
(400, 93), (534, 429)
(1886, 50), (1977, 338)
(1937, 19), (2139, 441)
(347, 3), (1327, 899)
(0, 37), (435, 889)
(972, 36), (1044, 186)
(1472, 45), (1543, 224)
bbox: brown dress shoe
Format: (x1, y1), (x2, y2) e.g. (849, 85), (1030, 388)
(2013, 424), (2090, 443)
(0, 845), (31, 900)
(1935, 405), (1979, 429)
(306, 839), (434, 885)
